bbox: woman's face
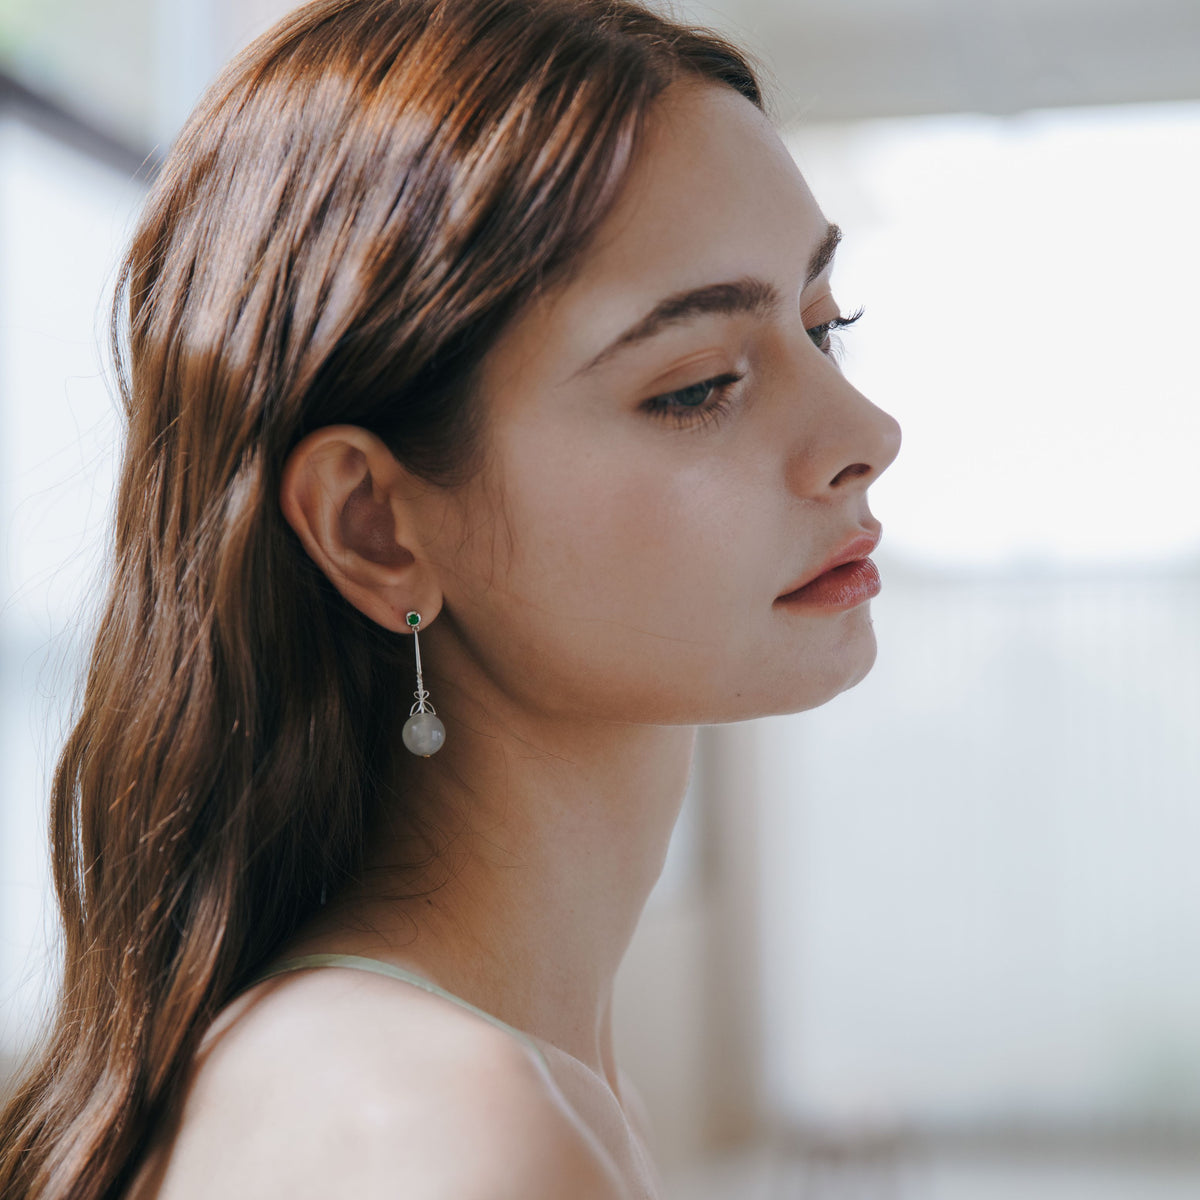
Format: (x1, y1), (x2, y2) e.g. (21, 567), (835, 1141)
(423, 78), (901, 727)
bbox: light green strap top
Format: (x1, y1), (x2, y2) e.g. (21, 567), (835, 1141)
(246, 952), (552, 1076)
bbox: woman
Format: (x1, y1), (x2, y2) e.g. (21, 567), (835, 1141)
(0, 0), (900, 1196)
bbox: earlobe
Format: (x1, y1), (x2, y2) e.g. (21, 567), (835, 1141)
(278, 425), (440, 633)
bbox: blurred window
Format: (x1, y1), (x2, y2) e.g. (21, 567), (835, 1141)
(0, 108), (143, 1055)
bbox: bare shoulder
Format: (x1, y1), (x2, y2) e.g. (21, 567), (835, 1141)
(137, 967), (629, 1200)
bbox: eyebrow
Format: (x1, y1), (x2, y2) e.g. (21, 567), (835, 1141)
(573, 221), (843, 378)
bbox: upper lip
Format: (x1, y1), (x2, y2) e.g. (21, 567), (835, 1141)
(776, 527), (882, 598)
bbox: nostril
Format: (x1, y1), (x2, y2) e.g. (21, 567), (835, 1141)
(830, 462), (871, 487)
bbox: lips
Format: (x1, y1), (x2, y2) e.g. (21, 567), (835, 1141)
(776, 529), (882, 600)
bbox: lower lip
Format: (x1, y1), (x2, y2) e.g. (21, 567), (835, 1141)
(776, 558), (881, 610)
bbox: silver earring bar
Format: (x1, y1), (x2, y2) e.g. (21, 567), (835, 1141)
(401, 611), (446, 756)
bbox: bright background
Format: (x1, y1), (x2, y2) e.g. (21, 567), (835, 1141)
(768, 101), (1200, 1122)
(2, 2), (1198, 1197)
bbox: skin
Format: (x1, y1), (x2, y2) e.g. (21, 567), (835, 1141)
(131, 78), (900, 1200)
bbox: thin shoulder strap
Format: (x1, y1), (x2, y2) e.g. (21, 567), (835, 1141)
(246, 952), (552, 1075)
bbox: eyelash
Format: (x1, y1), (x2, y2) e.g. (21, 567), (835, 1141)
(642, 306), (866, 430)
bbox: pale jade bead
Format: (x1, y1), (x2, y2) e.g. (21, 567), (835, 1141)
(402, 711), (446, 756)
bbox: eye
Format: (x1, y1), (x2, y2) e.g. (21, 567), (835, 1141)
(807, 305), (865, 363)
(641, 372), (744, 430)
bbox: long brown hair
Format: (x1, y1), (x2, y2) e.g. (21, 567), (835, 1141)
(0, 1), (762, 1195)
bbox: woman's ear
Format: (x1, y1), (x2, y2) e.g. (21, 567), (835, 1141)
(279, 424), (442, 632)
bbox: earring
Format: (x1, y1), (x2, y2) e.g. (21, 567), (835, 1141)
(401, 611), (446, 757)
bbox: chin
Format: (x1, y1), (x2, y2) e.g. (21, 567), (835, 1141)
(683, 615), (882, 724)
(788, 623), (879, 712)
(840, 622), (880, 691)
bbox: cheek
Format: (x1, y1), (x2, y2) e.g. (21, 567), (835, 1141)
(465, 426), (771, 720)
(505, 430), (750, 633)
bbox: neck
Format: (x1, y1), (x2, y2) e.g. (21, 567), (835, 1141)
(291, 670), (697, 1089)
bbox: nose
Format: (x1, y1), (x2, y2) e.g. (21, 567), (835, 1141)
(785, 370), (901, 499)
